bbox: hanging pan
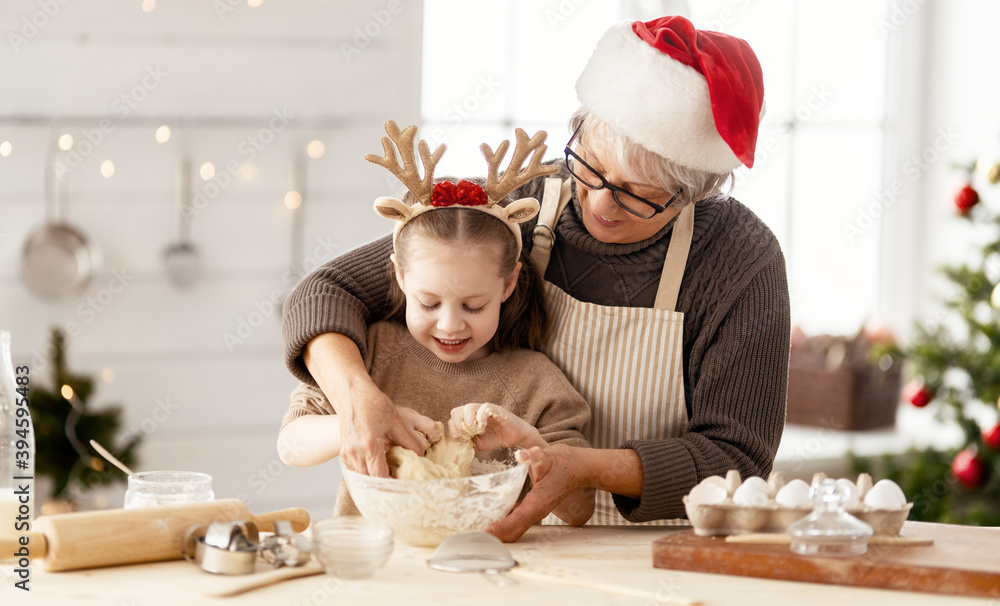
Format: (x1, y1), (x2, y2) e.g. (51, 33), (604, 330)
(19, 144), (99, 299)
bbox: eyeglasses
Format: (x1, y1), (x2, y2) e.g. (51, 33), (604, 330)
(564, 125), (681, 219)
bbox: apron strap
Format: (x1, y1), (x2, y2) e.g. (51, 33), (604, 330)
(653, 203), (695, 312)
(530, 177), (573, 275)
(531, 175), (694, 312)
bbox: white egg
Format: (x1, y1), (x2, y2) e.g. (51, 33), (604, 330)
(835, 478), (861, 509)
(699, 475), (727, 490)
(775, 478), (812, 508)
(732, 476), (770, 507)
(864, 479), (907, 510)
(687, 482), (728, 505)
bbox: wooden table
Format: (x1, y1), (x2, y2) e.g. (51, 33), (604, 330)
(0, 525), (990, 605)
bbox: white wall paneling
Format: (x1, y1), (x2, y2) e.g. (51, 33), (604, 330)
(1, 0), (424, 520)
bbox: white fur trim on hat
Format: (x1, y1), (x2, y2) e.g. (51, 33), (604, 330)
(576, 22), (742, 174)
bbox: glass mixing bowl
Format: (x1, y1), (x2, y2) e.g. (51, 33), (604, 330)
(341, 448), (528, 547)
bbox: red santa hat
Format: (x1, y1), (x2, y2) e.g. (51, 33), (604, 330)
(575, 16), (765, 174)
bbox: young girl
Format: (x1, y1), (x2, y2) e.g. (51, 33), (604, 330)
(277, 122), (594, 526)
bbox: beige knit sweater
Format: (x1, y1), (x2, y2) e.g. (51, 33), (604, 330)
(281, 321), (592, 515)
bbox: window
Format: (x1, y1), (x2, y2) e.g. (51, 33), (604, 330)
(422, 0), (893, 335)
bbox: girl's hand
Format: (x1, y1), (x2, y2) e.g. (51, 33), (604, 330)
(448, 403), (543, 451)
(397, 407), (443, 446)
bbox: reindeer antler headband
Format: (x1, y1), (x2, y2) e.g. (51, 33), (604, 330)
(366, 120), (559, 255)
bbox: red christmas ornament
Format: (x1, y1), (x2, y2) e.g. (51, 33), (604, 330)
(951, 448), (988, 488)
(954, 184), (979, 215)
(983, 423), (1000, 451)
(902, 380), (932, 408)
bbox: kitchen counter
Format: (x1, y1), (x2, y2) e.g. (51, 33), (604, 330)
(1, 524), (989, 605)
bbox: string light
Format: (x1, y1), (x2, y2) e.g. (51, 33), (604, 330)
(100, 160), (115, 178)
(155, 124), (171, 143)
(58, 134), (74, 150)
(240, 163), (258, 181)
(102, 368), (115, 383)
(307, 140), (325, 159)
(61, 385), (74, 400)
(142, 0), (155, 12)
(0, 141), (11, 157)
(200, 162), (216, 181)
(284, 190), (302, 210)
(248, 0), (263, 7)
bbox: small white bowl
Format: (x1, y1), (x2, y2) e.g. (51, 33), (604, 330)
(312, 517), (394, 579)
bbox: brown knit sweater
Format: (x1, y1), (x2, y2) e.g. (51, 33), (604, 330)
(282, 161), (790, 523)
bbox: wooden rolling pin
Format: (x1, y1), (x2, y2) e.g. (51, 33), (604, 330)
(0, 499), (309, 572)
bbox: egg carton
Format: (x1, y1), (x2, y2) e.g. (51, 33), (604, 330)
(682, 470), (913, 537)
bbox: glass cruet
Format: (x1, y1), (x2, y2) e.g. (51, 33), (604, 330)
(788, 478), (873, 557)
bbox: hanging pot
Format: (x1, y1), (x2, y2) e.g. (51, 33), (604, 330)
(19, 146), (99, 299)
(161, 153), (201, 287)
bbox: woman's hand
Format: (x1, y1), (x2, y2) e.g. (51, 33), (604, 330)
(488, 446), (643, 541)
(487, 444), (588, 541)
(304, 332), (430, 477)
(337, 382), (438, 477)
(448, 403), (544, 451)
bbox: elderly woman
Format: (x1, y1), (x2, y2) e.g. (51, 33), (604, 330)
(282, 15), (789, 539)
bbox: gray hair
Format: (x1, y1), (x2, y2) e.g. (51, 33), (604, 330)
(569, 107), (733, 206)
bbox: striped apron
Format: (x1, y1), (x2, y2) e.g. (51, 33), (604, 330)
(531, 178), (692, 526)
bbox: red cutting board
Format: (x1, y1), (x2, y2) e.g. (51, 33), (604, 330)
(652, 521), (1000, 598)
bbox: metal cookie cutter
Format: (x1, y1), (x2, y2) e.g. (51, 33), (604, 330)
(183, 521), (260, 575)
(258, 519), (313, 568)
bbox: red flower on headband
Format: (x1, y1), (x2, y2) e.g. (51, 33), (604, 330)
(430, 180), (488, 207)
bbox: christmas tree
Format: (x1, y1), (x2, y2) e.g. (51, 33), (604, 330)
(31, 327), (142, 501)
(854, 160), (1000, 525)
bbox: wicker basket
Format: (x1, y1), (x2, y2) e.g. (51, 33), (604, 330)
(786, 350), (902, 431)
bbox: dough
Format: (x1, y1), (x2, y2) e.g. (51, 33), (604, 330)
(387, 422), (475, 480)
